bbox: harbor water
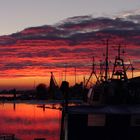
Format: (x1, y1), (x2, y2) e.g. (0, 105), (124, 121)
(0, 102), (61, 140)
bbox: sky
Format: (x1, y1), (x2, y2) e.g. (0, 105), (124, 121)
(0, 0), (139, 90)
(0, 0), (140, 35)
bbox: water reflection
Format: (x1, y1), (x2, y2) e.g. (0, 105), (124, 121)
(0, 102), (61, 140)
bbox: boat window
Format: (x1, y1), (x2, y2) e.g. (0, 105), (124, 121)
(131, 115), (140, 126)
(88, 114), (105, 126)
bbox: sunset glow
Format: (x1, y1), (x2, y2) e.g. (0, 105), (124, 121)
(0, 38), (139, 89)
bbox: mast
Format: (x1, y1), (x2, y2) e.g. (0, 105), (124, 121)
(105, 39), (109, 81)
(65, 64), (67, 81)
(99, 60), (104, 81)
(129, 60), (135, 78)
(74, 67), (76, 84)
(50, 72), (58, 87)
(85, 56), (99, 87)
(111, 44), (128, 80)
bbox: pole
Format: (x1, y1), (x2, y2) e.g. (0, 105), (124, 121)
(75, 67), (76, 85)
(105, 39), (109, 81)
(65, 64), (67, 81)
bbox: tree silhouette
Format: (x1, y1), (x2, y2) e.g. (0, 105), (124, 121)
(36, 83), (48, 99)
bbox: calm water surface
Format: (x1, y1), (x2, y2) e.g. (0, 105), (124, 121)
(0, 102), (61, 140)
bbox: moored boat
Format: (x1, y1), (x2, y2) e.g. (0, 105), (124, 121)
(60, 42), (140, 140)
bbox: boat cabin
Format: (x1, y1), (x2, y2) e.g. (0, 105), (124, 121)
(62, 105), (140, 140)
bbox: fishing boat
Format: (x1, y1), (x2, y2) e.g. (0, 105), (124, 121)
(60, 41), (140, 140)
(86, 42), (140, 105)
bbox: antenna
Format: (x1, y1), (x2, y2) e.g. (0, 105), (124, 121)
(92, 56), (95, 73)
(117, 44), (121, 59)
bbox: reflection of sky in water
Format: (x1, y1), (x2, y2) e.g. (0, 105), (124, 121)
(0, 103), (61, 140)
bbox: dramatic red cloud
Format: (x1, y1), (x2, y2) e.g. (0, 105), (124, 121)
(0, 15), (140, 89)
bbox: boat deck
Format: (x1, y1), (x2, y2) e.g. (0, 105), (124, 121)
(67, 104), (140, 114)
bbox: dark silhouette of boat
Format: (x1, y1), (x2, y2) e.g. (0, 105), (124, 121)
(85, 41), (140, 105)
(60, 41), (140, 140)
